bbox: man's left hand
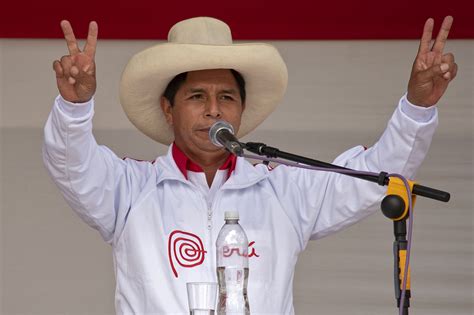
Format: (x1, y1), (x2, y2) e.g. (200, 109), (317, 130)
(407, 16), (458, 107)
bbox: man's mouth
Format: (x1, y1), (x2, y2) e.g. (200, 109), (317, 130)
(195, 128), (212, 140)
(196, 127), (211, 132)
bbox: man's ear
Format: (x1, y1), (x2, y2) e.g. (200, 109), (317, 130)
(160, 96), (173, 125)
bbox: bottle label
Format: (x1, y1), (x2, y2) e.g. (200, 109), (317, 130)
(218, 245), (249, 268)
(223, 245), (248, 258)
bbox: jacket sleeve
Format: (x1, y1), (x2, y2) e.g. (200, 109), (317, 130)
(42, 95), (154, 244)
(270, 95), (438, 249)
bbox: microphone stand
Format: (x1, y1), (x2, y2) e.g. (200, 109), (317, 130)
(241, 141), (451, 314)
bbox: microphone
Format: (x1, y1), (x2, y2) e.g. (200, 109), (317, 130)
(209, 120), (244, 156)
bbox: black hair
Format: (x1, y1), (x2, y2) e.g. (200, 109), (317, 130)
(162, 69), (246, 106)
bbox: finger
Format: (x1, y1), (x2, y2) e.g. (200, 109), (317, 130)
(419, 63), (449, 82)
(70, 65), (79, 77)
(450, 63), (458, 81)
(60, 20), (81, 55)
(418, 18), (434, 55)
(60, 55), (73, 80)
(83, 21), (98, 58)
(82, 61), (96, 76)
(432, 16), (453, 54)
(441, 62), (458, 81)
(74, 65), (94, 83)
(441, 52), (454, 64)
(53, 60), (64, 78)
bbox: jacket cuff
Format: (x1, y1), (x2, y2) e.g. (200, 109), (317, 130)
(56, 95), (94, 118)
(400, 93), (437, 123)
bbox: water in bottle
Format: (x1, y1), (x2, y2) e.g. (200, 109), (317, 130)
(216, 211), (250, 315)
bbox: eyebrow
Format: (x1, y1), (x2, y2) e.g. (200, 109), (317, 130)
(187, 88), (205, 94)
(185, 88), (238, 95)
(220, 89), (238, 95)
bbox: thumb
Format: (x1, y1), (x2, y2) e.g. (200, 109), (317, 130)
(82, 62), (96, 76)
(418, 63), (449, 82)
(70, 62), (97, 102)
(70, 62), (96, 84)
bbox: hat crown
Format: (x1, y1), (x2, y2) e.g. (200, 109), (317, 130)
(167, 17), (233, 45)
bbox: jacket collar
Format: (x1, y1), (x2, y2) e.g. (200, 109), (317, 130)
(171, 142), (237, 180)
(155, 144), (268, 189)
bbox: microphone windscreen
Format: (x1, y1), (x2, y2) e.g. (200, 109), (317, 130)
(209, 120), (235, 147)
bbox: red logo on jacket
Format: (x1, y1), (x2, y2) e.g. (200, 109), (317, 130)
(168, 230), (207, 278)
(168, 230), (260, 278)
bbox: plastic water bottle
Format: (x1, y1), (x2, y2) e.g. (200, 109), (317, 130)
(216, 211), (250, 315)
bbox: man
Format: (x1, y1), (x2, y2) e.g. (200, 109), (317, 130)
(43, 17), (457, 314)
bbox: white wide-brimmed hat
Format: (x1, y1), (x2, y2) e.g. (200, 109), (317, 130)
(119, 17), (288, 145)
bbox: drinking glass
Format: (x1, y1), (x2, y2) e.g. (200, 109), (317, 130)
(186, 282), (218, 315)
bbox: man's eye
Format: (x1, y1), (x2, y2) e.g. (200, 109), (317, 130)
(221, 95), (234, 101)
(190, 94), (203, 99)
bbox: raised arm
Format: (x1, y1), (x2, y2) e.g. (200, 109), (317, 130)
(272, 17), (456, 246)
(44, 21), (153, 244)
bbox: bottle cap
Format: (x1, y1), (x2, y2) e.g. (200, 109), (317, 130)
(224, 211), (239, 220)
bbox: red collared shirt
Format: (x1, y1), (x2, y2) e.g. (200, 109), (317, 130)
(171, 142), (237, 180)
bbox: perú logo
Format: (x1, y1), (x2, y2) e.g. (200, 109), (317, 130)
(223, 241), (260, 258)
(168, 230), (207, 278)
(168, 230), (260, 278)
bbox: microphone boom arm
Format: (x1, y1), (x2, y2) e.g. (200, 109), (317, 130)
(243, 142), (450, 203)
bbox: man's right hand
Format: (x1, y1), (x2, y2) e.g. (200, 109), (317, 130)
(53, 20), (98, 103)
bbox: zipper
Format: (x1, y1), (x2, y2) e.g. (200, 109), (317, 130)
(207, 205), (212, 230)
(206, 191), (223, 279)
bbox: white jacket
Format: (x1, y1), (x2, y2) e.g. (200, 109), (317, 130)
(43, 95), (437, 314)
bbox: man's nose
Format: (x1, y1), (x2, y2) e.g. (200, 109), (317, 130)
(205, 97), (222, 118)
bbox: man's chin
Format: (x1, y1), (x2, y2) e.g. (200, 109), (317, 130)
(186, 136), (229, 155)
(199, 143), (226, 153)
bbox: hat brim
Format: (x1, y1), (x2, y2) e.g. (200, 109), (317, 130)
(119, 42), (288, 145)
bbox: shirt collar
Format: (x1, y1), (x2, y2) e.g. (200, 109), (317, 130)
(171, 142), (237, 180)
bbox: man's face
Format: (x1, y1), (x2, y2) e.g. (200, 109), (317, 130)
(161, 69), (245, 155)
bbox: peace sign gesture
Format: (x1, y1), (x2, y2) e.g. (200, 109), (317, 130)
(53, 20), (98, 103)
(407, 16), (458, 107)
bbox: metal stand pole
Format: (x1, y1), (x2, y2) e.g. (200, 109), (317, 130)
(393, 220), (410, 315)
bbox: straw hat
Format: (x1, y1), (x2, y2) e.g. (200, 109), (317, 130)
(120, 17), (288, 145)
